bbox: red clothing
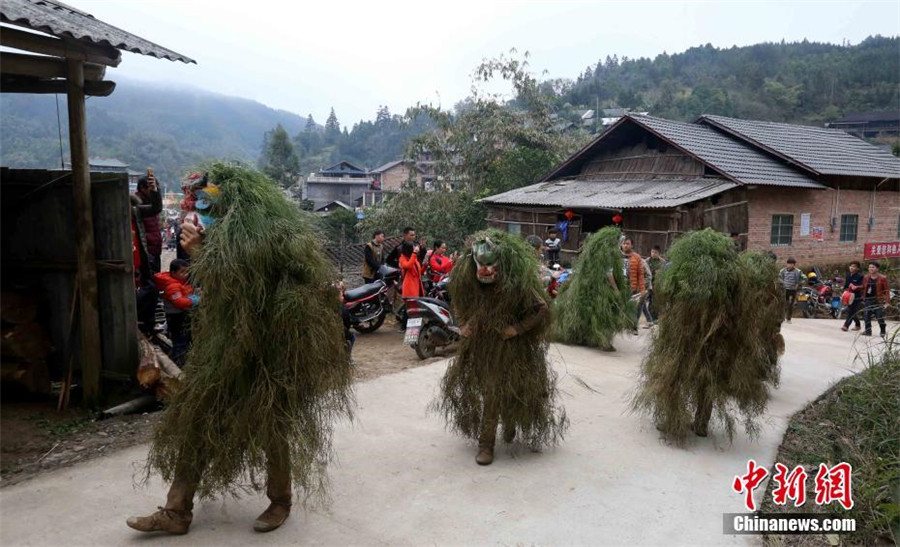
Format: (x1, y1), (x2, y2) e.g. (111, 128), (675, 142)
(399, 254), (425, 298)
(154, 272), (196, 310)
(429, 253), (454, 283)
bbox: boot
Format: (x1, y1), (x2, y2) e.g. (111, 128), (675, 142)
(503, 426), (516, 444)
(254, 446), (292, 533)
(126, 507), (192, 535)
(475, 442), (495, 465)
(126, 474), (196, 535)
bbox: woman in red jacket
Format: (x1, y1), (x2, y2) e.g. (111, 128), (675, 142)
(428, 240), (456, 283)
(399, 241), (425, 298)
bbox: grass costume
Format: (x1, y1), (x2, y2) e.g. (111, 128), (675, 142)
(631, 229), (783, 444)
(553, 227), (634, 350)
(434, 229), (567, 465)
(128, 164), (353, 535)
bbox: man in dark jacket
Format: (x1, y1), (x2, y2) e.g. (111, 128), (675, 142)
(861, 262), (890, 338)
(363, 231), (385, 284)
(840, 261), (864, 332)
(385, 227), (427, 268)
(135, 174), (163, 273)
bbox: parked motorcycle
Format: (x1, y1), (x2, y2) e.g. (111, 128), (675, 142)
(799, 279), (839, 319)
(404, 296), (459, 360)
(343, 264), (401, 333)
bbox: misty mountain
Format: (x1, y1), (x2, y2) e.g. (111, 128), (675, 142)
(0, 77), (312, 188)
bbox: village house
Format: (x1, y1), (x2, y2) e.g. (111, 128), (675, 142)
(305, 160), (373, 212)
(482, 114), (900, 265)
(827, 111), (900, 139)
(63, 157), (142, 191)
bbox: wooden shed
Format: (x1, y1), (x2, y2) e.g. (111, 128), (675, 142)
(0, 0), (194, 405)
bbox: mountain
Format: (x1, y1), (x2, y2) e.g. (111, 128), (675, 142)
(0, 77), (312, 189)
(556, 35), (899, 126)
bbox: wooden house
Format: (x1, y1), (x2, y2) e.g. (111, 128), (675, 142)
(482, 114), (900, 265)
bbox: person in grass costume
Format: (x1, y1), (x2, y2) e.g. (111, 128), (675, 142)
(631, 229), (783, 444)
(127, 164), (354, 535)
(434, 229), (567, 465)
(553, 226), (634, 351)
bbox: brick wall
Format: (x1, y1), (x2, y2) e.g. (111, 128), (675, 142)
(747, 186), (900, 265)
(380, 164), (420, 191)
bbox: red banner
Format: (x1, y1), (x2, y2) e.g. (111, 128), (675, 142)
(864, 241), (900, 260)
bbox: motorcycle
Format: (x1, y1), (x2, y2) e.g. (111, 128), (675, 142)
(403, 295), (459, 360)
(799, 279), (839, 319)
(343, 264), (401, 333)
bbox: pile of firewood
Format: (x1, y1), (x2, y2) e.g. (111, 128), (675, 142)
(137, 334), (181, 400)
(1, 291), (51, 394)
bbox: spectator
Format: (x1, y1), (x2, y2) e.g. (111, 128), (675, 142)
(399, 241), (425, 299)
(363, 231), (386, 284)
(429, 240), (456, 283)
(778, 258), (805, 323)
(544, 229), (561, 264)
(386, 227), (427, 267)
(639, 256), (655, 328)
(621, 237), (647, 334)
(154, 259), (199, 367)
(135, 173), (163, 273)
(840, 261), (864, 332)
(647, 246), (665, 319)
(861, 262), (889, 338)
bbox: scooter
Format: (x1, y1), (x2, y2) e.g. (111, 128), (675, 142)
(403, 296), (459, 360)
(343, 264), (401, 333)
(799, 280), (839, 319)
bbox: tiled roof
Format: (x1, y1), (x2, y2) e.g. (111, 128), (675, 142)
(481, 177), (738, 209)
(630, 115), (826, 188)
(1, 0), (195, 63)
(699, 114), (900, 178)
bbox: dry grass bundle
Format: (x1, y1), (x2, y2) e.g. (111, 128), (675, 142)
(553, 226), (634, 349)
(632, 229), (783, 445)
(145, 164), (354, 503)
(433, 229), (567, 448)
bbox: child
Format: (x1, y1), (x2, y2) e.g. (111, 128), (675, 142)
(544, 229), (561, 264)
(154, 259), (199, 367)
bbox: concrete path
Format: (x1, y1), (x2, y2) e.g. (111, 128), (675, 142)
(0, 319), (890, 546)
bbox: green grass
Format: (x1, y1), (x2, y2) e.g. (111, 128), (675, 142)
(763, 333), (900, 545)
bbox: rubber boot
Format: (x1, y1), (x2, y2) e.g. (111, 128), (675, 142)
(253, 446), (292, 533)
(126, 474), (196, 534)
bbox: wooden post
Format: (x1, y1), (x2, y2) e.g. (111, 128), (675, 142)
(66, 58), (103, 407)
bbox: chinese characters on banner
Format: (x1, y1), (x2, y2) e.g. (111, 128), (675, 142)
(732, 460), (854, 511)
(864, 241), (900, 260)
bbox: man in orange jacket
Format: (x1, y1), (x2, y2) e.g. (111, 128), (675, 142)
(621, 236), (646, 334)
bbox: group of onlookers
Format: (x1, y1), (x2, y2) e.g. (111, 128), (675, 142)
(779, 258), (891, 338)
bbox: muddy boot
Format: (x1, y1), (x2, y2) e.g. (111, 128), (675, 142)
(126, 475), (196, 534)
(254, 446), (292, 533)
(126, 508), (192, 535)
(475, 441), (495, 465)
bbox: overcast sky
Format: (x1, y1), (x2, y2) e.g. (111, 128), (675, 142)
(75, 0), (899, 127)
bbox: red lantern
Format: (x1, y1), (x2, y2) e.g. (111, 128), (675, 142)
(564, 210), (575, 220)
(612, 214), (623, 225)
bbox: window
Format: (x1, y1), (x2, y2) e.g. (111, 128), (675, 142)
(897, 214), (899, 239)
(839, 214), (858, 243)
(508, 222), (521, 235)
(770, 215), (793, 246)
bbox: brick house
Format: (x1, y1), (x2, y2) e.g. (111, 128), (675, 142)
(370, 159), (425, 191)
(482, 114), (900, 265)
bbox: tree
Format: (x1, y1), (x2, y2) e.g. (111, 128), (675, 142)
(261, 124), (299, 188)
(325, 107), (341, 141)
(405, 49), (591, 197)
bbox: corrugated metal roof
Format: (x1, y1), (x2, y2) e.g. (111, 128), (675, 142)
(631, 115), (826, 188)
(699, 114), (900, 178)
(481, 177), (738, 209)
(1, 0), (195, 64)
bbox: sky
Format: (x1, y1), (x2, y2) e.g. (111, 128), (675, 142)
(72, 0), (900, 127)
